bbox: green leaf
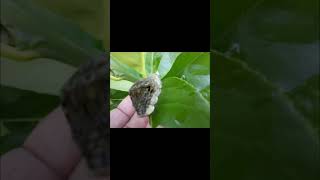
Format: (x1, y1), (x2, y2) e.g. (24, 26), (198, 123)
(110, 79), (134, 92)
(1, 0), (104, 67)
(287, 74), (320, 136)
(0, 85), (60, 118)
(212, 51), (319, 180)
(212, 0), (319, 178)
(0, 123), (10, 137)
(212, 0), (262, 49)
(164, 52), (208, 79)
(144, 52), (154, 75)
(110, 90), (128, 110)
(145, 52), (162, 76)
(182, 53), (210, 91)
(157, 52), (181, 78)
(111, 52), (146, 75)
(30, 0), (107, 47)
(200, 85), (210, 102)
(110, 52), (163, 78)
(213, 0), (319, 91)
(152, 77), (210, 128)
(0, 121), (37, 155)
(110, 55), (142, 82)
(184, 65), (210, 91)
(0, 44), (41, 62)
(0, 57), (76, 96)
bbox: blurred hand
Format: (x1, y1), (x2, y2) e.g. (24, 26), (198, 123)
(1, 96), (155, 180)
(1, 107), (108, 180)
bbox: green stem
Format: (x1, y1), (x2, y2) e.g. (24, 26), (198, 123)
(141, 52), (147, 77)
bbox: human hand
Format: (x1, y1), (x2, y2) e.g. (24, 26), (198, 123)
(1, 96), (155, 180)
(0, 107), (108, 180)
(110, 96), (150, 128)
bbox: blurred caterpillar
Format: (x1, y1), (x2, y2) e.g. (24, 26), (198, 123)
(60, 55), (109, 177)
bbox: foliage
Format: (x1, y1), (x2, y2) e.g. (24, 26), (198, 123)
(212, 0), (319, 179)
(0, 0), (107, 155)
(110, 52), (210, 128)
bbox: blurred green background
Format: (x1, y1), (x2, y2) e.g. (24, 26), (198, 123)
(0, 0), (108, 155)
(211, 0), (319, 179)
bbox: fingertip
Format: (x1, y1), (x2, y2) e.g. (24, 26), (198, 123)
(23, 107), (81, 178)
(110, 109), (130, 128)
(117, 96), (135, 117)
(124, 113), (149, 128)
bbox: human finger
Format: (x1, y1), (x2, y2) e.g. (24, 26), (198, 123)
(110, 96), (135, 128)
(23, 107), (81, 178)
(1, 148), (62, 180)
(123, 112), (149, 128)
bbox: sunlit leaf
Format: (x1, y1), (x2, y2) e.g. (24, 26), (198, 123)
(110, 55), (142, 82)
(157, 52), (181, 78)
(145, 52), (162, 76)
(152, 77), (210, 128)
(110, 79), (134, 92)
(111, 52), (146, 74)
(164, 52), (207, 79)
(183, 53), (210, 91)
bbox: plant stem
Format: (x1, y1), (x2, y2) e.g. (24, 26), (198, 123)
(141, 52), (147, 77)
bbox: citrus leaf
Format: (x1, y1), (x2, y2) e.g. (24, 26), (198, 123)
(145, 52), (162, 76)
(164, 52), (208, 79)
(157, 52), (181, 78)
(152, 77), (210, 128)
(182, 52), (210, 91)
(111, 52), (146, 75)
(110, 79), (134, 92)
(110, 55), (142, 82)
